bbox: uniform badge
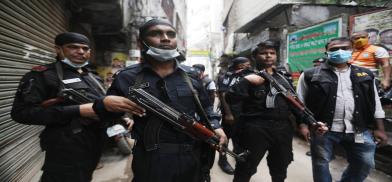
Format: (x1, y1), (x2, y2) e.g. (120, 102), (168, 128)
(356, 72), (368, 77)
(362, 53), (369, 58)
(62, 78), (82, 84)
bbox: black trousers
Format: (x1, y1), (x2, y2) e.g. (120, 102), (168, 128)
(233, 120), (293, 182)
(40, 125), (104, 182)
(221, 110), (243, 154)
(132, 143), (201, 182)
(222, 121), (243, 154)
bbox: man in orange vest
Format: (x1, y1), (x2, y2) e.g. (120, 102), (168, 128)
(350, 31), (391, 90)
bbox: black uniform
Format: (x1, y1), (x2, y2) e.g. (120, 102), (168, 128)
(11, 61), (106, 182)
(218, 68), (253, 153)
(227, 70), (296, 182)
(99, 62), (220, 182)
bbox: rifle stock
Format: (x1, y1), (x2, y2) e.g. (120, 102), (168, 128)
(40, 97), (65, 108)
(129, 88), (249, 162)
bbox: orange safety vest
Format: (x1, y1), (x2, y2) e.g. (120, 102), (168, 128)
(349, 45), (379, 69)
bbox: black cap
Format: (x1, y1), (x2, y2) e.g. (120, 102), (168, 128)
(257, 40), (278, 49)
(231, 57), (250, 67)
(139, 19), (175, 39)
(192, 64), (205, 72)
(55, 32), (90, 46)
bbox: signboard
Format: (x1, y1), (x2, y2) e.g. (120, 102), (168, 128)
(287, 18), (342, 72)
(350, 9), (392, 54)
(189, 50), (210, 57)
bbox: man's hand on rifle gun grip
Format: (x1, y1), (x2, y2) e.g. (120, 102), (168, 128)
(313, 122), (328, 135)
(214, 128), (228, 149)
(103, 96), (146, 117)
(244, 74), (265, 86)
(299, 122), (328, 141)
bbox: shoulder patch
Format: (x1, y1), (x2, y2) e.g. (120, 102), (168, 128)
(31, 65), (48, 72)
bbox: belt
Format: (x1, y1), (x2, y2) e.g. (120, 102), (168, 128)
(158, 143), (194, 154)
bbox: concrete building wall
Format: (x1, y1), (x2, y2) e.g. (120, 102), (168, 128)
(223, 0), (280, 54)
(230, 0), (280, 33)
(173, 0), (187, 50)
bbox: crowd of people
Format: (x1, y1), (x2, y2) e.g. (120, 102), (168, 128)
(11, 18), (389, 182)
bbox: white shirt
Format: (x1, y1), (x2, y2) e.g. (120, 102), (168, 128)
(375, 46), (390, 59)
(331, 67), (354, 133)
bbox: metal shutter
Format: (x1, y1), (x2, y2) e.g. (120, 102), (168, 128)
(0, 0), (67, 181)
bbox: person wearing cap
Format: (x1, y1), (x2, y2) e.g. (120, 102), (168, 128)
(227, 40), (328, 182)
(216, 57), (253, 174)
(192, 64), (217, 104)
(11, 32), (107, 181)
(350, 31), (391, 90)
(92, 19), (227, 182)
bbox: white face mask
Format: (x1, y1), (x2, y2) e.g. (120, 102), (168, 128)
(61, 58), (89, 68)
(144, 42), (180, 62)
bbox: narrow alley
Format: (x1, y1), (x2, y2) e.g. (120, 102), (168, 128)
(92, 137), (392, 182)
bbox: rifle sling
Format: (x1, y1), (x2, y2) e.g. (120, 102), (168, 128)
(87, 72), (106, 94)
(55, 61), (65, 91)
(275, 72), (296, 93)
(180, 71), (214, 131)
(180, 71), (217, 173)
(54, 61), (84, 134)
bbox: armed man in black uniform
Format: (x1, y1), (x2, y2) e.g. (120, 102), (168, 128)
(92, 19), (227, 182)
(11, 32), (106, 182)
(217, 57), (253, 174)
(227, 40), (326, 182)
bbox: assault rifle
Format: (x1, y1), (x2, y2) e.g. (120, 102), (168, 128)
(40, 88), (92, 107)
(40, 88), (95, 133)
(258, 70), (319, 126)
(128, 88), (249, 162)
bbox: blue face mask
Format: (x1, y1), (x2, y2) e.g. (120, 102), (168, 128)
(327, 49), (352, 64)
(61, 58), (89, 68)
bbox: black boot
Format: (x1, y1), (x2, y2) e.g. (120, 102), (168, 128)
(218, 154), (234, 175)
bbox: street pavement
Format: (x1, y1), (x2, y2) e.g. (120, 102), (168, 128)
(92, 137), (392, 182)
